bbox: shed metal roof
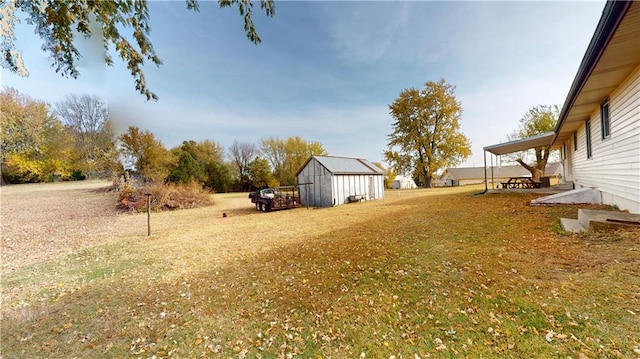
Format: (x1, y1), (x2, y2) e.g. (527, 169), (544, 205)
(297, 156), (383, 175)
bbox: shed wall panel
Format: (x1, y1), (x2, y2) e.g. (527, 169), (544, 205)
(298, 157), (329, 207)
(332, 175), (343, 205)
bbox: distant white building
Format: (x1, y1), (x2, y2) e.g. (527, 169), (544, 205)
(296, 155), (385, 207)
(391, 175), (418, 189)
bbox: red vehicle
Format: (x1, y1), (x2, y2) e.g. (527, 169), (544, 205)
(248, 186), (301, 212)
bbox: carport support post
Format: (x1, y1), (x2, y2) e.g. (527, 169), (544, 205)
(145, 193), (152, 236)
(490, 153), (495, 188)
(483, 150), (488, 192)
(472, 151), (489, 196)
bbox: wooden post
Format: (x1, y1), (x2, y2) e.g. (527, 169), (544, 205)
(145, 193), (151, 236)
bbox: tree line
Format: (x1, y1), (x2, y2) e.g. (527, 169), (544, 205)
(0, 87), (326, 191)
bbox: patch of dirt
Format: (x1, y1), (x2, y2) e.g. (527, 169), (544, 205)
(0, 182), (258, 275)
(0, 181), (120, 274)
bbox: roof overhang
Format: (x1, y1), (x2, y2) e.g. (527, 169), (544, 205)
(483, 132), (555, 156)
(553, 1), (640, 145)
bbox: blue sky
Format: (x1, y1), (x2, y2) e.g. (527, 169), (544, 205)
(2, 1), (605, 168)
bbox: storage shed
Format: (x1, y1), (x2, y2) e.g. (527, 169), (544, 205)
(391, 175), (418, 189)
(296, 155), (384, 207)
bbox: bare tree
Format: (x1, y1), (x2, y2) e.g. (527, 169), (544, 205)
(55, 94), (117, 177)
(260, 137), (287, 184)
(260, 136), (327, 186)
(229, 140), (257, 191)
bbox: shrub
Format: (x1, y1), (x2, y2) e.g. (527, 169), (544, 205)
(117, 182), (214, 212)
(71, 170), (86, 181)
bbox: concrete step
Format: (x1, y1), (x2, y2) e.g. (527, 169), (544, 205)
(561, 209), (640, 233)
(560, 218), (586, 233)
(579, 209), (640, 229)
(590, 220), (640, 231)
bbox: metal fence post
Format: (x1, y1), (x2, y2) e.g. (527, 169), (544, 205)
(145, 193), (151, 236)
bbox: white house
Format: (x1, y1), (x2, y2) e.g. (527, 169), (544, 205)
(296, 155), (385, 207)
(552, 1), (640, 213)
(483, 1), (639, 213)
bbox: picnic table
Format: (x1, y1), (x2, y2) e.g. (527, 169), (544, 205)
(501, 177), (541, 189)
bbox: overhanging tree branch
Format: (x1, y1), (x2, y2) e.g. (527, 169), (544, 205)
(1, 0), (276, 101)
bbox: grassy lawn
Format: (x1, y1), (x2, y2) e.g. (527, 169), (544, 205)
(1, 184), (639, 358)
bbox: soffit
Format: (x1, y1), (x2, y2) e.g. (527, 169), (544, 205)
(555, 2), (640, 143)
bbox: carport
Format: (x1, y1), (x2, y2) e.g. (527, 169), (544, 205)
(479, 132), (557, 193)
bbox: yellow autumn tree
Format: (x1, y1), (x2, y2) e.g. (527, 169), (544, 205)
(1, 87), (75, 182)
(385, 79), (471, 188)
(118, 126), (171, 183)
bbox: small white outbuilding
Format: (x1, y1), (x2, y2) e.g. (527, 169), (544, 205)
(296, 155), (385, 207)
(391, 175), (418, 189)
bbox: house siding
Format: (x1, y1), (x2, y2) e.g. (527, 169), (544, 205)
(565, 140), (574, 180)
(567, 63), (640, 213)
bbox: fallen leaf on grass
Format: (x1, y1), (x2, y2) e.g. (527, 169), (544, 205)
(434, 337), (446, 350)
(545, 331), (554, 342)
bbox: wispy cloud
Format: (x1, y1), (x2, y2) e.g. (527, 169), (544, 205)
(323, 2), (416, 65)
